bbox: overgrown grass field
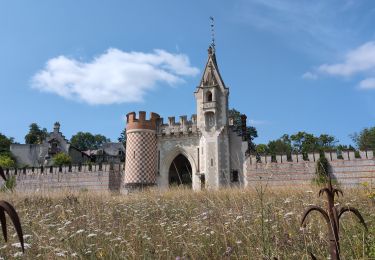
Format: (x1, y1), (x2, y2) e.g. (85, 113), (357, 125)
(1, 185), (374, 259)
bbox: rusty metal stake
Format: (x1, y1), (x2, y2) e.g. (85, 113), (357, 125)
(0, 166), (24, 252)
(301, 175), (367, 260)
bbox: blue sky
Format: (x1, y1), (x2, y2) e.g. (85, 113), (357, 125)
(1, 0), (375, 145)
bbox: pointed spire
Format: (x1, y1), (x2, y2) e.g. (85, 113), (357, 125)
(209, 16), (216, 53)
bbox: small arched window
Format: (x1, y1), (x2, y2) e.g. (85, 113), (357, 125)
(206, 91), (213, 102)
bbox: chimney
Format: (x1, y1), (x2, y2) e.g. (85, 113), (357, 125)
(54, 122), (60, 133)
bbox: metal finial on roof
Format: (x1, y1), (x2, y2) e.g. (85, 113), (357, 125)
(209, 16), (215, 52)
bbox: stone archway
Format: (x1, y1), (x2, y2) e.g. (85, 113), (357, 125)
(169, 154), (192, 187)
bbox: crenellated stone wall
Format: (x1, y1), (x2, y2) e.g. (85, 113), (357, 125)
(245, 150), (375, 187)
(157, 114), (198, 136)
(0, 163), (124, 192)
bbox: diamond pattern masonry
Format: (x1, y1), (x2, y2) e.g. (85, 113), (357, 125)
(124, 131), (157, 185)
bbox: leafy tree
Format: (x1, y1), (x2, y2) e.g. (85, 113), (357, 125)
(290, 132), (319, 154)
(351, 126), (375, 150)
(259, 132), (338, 160)
(228, 108), (258, 153)
(70, 132), (110, 151)
(318, 134), (338, 151)
(52, 152), (71, 166)
(255, 144), (268, 154)
(118, 129), (127, 146)
(0, 133), (14, 155)
(25, 123), (47, 144)
(336, 144), (355, 151)
(268, 134), (292, 155)
(0, 154), (15, 168)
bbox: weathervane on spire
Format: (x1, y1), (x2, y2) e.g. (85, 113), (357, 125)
(209, 16), (215, 52)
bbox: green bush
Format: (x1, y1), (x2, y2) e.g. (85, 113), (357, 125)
(1, 175), (16, 192)
(314, 156), (330, 184)
(0, 154), (15, 168)
(52, 152), (72, 166)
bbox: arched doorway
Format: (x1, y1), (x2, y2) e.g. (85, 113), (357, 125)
(169, 154), (192, 187)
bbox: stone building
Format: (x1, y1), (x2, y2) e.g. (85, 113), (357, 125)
(85, 142), (125, 164)
(11, 122), (91, 167)
(124, 46), (248, 190)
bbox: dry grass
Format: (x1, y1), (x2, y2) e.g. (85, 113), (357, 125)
(0, 185), (374, 259)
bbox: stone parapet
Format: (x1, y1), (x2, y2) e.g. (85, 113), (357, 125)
(157, 114), (198, 136)
(126, 111), (160, 131)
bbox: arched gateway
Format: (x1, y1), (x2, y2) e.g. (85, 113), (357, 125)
(169, 154), (192, 187)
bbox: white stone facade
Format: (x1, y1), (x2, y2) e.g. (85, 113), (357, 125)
(125, 47), (248, 190)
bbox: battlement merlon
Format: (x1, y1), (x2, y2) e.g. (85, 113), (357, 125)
(248, 150), (374, 165)
(156, 114), (198, 135)
(126, 111), (160, 131)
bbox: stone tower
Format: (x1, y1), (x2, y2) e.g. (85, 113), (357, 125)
(194, 46), (231, 188)
(124, 111), (160, 188)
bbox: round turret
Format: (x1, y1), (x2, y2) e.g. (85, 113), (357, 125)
(124, 111), (160, 188)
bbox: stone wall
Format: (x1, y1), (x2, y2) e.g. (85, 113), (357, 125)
(245, 151), (375, 187)
(0, 163), (124, 192)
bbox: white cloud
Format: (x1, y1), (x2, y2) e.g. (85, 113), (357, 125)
(359, 78), (375, 90)
(31, 48), (199, 105)
(303, 41), (375, 90)
(317, 42), (375, 76)
(301, 72), (317, 80)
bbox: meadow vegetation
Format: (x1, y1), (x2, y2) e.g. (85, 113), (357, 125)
(0, 185), (374, 259)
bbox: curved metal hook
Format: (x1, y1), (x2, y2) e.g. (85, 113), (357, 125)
(0, 166), (6, 182)
(339, 206), (367, 231)
(0, 201), (24, 252)
(301, 206), (330, 227)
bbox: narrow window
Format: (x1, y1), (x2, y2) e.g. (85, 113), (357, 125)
(232, 170), (239, 182)
(211, 158), (213, 167)
(133, 151), (135, 159)
(206, 91), (212, 102)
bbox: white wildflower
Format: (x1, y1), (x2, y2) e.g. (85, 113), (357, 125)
(13, 252), (23, 257)
(76, 229), (84, 234)
(284, 212), (294, 218)
(87, 233), (97, 238)
(55, 252), (65, 257)
(12, 242), (31, 249)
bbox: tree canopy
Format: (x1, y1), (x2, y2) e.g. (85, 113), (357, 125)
(118, 129), (127, 146)
(228, 108), (258, 153)
(256, 132), (338, 158)
(352, 126), (375, 150)
(0, 133), (15, 167)
(70, 132), (110, 151)
(0, 133), (14, 155)
(25, 123), (48, 144)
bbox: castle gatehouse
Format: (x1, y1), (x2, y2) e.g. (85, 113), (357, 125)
(124, 46), (248, 190)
